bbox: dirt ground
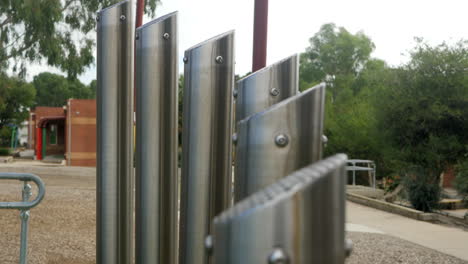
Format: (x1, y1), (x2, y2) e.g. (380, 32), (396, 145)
(1, 168), (466, 264)
(0, 174), (96, 264)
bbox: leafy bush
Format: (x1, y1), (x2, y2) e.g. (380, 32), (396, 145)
(403, 166), (441, 212)
(0, 147), (10, 156)
(0, 127), (12, 147)
(454, 160), (468, 203)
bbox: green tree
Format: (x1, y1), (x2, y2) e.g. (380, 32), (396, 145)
(299, 23), (375, 100)
(0, 73), (36, 127)
(0, 0), (160, 77)
(378, 39), (468, 176)
(33, 72), (93, 107)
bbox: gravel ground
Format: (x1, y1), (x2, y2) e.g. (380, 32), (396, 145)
(347, 232), (467, 264)
(1, 171), (466, 263)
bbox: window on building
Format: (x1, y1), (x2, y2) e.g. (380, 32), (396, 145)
(50, 124), (57, 145)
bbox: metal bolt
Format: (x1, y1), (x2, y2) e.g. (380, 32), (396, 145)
(20, 211), (30, 221)
(96, 15), (100, 22)
(274, 134), (289, 147)
(322, 134), (328, 145)
(183, 57), (188, 64)
(215, 56), (224, 64)
(233, 88), (238, 99)
(232, 133), (238, 145)
(345, 238), (353, 258)
(135, 33), (140, 40)
(120, 15), (126, 21)
(163, 33), (170, 40)
(270, 87), (280, 96)
(204, 235), (213, 255)
(268, 248), (289, 264)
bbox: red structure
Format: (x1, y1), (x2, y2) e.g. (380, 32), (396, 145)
(29, 100), (97, 167)
(252, 0), (269, 72)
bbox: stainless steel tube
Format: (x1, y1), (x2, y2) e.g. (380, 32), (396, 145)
(96, 1), (134, 263)
(234, 83), (326, 201)
(179, 31), (235, 264)
(135, 12), (178, 264)
(213, 154), (348, 264)
(235, 54), (298, 122)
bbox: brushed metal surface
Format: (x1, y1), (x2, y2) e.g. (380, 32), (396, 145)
(135, 12), (178, 264)
(234, 83), (326, 201)
(179, 31), (235, 264)
(213, 154), (347, 264)
(236, 54), (298, 123)
(96, 1), (134, 263)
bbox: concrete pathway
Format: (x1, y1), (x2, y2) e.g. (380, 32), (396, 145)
(347, 201), (468, 261)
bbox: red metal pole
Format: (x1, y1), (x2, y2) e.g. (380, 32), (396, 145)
(136, 0), (145, 28)
(36, 127), (42, 160)
(252, 0), (269, 72)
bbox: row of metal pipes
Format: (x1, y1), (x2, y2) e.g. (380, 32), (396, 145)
(96, 1), (346, 264)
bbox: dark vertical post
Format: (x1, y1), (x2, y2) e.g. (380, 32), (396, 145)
(252, 0), (269, 72)
(96, 1), (134, 263)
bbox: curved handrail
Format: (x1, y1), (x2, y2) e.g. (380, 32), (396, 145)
(0, 173), (46, 210)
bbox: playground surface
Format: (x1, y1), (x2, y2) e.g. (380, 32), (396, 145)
(0, 165), (467, 263)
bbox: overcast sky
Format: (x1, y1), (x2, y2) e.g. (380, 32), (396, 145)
(26, 0), (468, 84)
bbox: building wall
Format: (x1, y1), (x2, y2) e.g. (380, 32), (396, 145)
(66, 99), (96, 167)
(28, 106), (65, 155)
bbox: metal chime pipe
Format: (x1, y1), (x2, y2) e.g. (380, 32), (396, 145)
(179, 31), (235, 264)
(235, 54), (299, 123)
(96, 1), (134, 263)
(234, 83), (326, 201)
(213, 154), (348, 264)
(135, 12), (179, 264)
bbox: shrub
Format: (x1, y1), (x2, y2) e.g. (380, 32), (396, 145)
(403, 166), (441, 212)
(454, 159), (468, 203)
(0, 147), (10, 156)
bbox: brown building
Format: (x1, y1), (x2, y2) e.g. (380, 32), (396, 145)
(29, 99), (97, 167)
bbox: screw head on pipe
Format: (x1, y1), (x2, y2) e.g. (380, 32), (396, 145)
(268, 248), (289, 264)
(135, 33), (140, 40)
(233, 88), (238, 99)
(274, 134), (289, 147)
(120, 15), (126, 21)
(345, 238), (353, 258)
(96, 15), (100, 22)
(163, 32), (170, 40)
(232, 133), (238, 145)
(215, 56), (224, 64)
(270, 87), (280, 97)
(183, 57), (188, 64)
(205, 235), (213, 255)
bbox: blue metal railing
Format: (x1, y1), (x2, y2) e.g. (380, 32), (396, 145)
(0, 173), (46, 264)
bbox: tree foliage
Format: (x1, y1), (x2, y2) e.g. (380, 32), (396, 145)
(299, 23), (375, 100)
(300, 24), (468, 204)
(33, 72), (94, 107)
(377, 39), (468, 175)
(0, 73), (36, 127)
(0, 0), (160, 77)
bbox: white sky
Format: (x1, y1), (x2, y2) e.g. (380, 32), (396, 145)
(26, 0), (468, 84)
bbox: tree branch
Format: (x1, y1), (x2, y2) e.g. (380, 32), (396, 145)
(0, 17), (12, 28)
(61, 0), (79, 12)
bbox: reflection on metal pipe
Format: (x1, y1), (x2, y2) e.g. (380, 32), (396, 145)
(235, 54), (299, 123)
(96, 1), (134, 263)
(135, 12), (178, 264)
(213, 154), (348, 264)
(180, 31), (235, 264)
(234, 83), (326, 201)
